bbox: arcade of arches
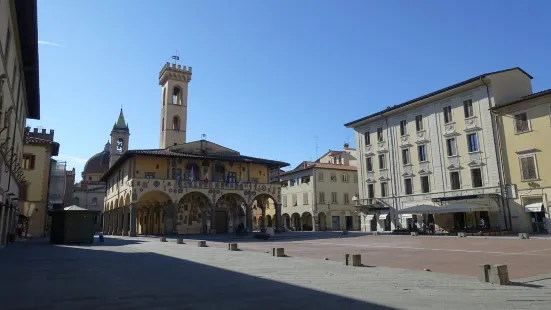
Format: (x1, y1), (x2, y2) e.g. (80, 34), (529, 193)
(281, 211), (361, 231)
(103, 190), (280, 236)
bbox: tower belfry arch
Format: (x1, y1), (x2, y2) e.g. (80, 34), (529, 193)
(159, 61), (192, 148)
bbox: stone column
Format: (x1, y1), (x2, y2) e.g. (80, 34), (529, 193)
(275, 203), (282, 232)
(109, 211), (115, 235)
(129, 203), (137, 237)
(6, 207), (13, 242)
(209, 204), (216, 234)
(122, 207), (129, 236)
(163, 203), (177, 236)
(245, 203), (252, 232)
(116, 209), (121, 235)
(313, 214), (319, 232)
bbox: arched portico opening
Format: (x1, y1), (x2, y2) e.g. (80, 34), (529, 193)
(216, 193), (247, 234)
(291, 212), (301, 231)
(282, 213), (291, 229)
(136, 190), (172, 235)
(252, 193), (279, 232)
(301, 212), (313, 231)
(176, 191), (211, 234)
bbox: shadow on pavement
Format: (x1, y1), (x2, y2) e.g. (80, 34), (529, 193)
(0, 239), (397, 310)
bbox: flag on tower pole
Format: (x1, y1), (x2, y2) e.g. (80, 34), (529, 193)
(171, 55), (180, 60)
(226, 171), (231, 184)
(204, 168), (209, 184)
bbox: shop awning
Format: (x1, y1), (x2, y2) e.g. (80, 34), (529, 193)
(401, 214), (413, 219)
(525, 203), (544, 213)
(431, 203), (499, 214)
(397, 204), (438, 214)
(366, 214), (374, 220)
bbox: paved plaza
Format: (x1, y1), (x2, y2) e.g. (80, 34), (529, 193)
(2, 234), (551, 309)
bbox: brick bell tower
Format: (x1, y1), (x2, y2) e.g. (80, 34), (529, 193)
(158, 61), (192, 148)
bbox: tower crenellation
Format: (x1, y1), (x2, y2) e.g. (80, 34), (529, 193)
(159, 60), (192, 148)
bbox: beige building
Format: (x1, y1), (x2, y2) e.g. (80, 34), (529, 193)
(281, 144), (360, 231)
(345, 67), (533, 233)
(0, 0), (40, 247)
(100, 61), (288, 237)
(491, 89), (551, 233)
(19, 128), (59, 237)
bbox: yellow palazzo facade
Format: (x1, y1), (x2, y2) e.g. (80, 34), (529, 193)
(101, 140), (289, 236)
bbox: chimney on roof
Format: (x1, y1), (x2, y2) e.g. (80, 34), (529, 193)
(344, 143), (349, 150)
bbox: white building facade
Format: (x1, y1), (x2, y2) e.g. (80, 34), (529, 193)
(345, 68), (533, 233)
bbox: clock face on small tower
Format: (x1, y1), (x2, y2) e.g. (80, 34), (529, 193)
(116, 138), (124, 153)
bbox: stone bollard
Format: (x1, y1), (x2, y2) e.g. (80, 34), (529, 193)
(272, 247), (285, 257)
(160, 237), (167, 242)
(345, 254), (362, 267)
(489, 264), (510, 285)
(519, 232), (530, 239)
(458, 232), (466, 238)
(228, 243), (238, 251)
(477, 264), (491, 283)
(176, 238), (184, 244)
(411, 231), (419, 236)
(373, 231), (378, 236)
(198, 240), (207, 247)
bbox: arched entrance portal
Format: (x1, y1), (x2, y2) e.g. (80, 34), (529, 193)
(282, 213), (291, 230)
(291, 212), (301, 231)
(136, 190), (172, 235)
(216, 193), (247, 234)
(301, 212), (313, 231)
(252, 193), (278, 232)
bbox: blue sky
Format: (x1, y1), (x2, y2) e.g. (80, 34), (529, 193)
(34, 0), (551, 182)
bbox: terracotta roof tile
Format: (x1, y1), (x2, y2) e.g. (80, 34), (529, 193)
(282, 161), (357, 175)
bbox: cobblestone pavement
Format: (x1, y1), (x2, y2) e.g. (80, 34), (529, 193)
(2, 236), (551, 309)
(177, 232), (551, 279)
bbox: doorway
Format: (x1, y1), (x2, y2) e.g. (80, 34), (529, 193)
(345, 216), (353, 230)
(215, 210), (228, 233)
(331, 216), (340, 231)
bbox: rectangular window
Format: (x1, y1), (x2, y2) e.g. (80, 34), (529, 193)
(292, 194), (297, 206)
(319, 192), (325, 203)
(342, 173), (349, 182)
(366, 157), (373, 172)
(418, 145), (427, 162)
(378, 154), (386, 169)
(471, 169), (483, 188)
(402, 148), (410, 165)
(344, 193), (350, 204)
(368, 184), (375, 198)
(303, 193), (309, 205)
(330, 172), (337, 182)
(443, 106), (453, 124)
(514, 112), (529, 133)
(404, 178), (413, 195)
(415, 115), (423, 131)
(22, 154), (35, 170)
(450, 172), (461, 190)
(519, 155), (538, 181)
(446, 138), (457, 156)
(463, 99), (473, 118)
(364, 132), (371, 145)
(144, 172), (155, 179)
(318, 172), (324, 181)
(399, 120), (407, 136)
(421, 176), (430, 193)
(467, 133), (479, 152)
(377, 127), (383, 142)
(283, 196), (288, 207)
(290, 179), (296, 186)
(331, 192), (338, 203)
(380, 182), (388, 197)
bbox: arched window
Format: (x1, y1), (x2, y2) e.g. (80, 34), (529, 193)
(116, 138), (124, 153)
(172, 86), (181, 105)
(74, 197), (79, 206)
(161, 117), (164, 131)
(172, 116), (180, 130)
(92, 197), (98, 206)
(162, 88), (166, 106)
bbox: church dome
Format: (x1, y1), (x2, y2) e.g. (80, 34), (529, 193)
(82, 142), (111, 177)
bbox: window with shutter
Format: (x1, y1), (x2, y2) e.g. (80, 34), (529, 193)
(514, 113), (529, 133)
(519, 155), (538, 181)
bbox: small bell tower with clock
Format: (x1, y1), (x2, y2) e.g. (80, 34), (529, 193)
(109, 108), (130, 168)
